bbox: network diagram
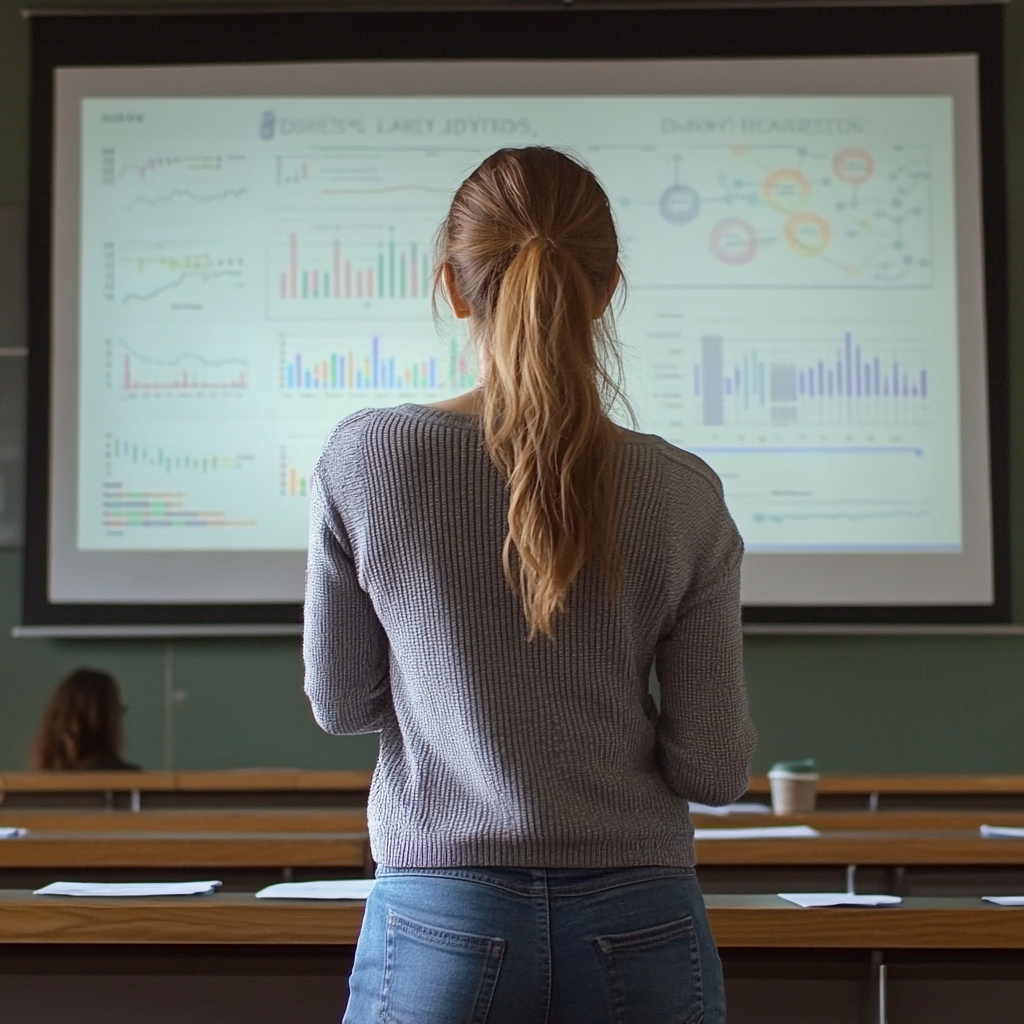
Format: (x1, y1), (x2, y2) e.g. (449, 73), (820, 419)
(636, 143), (931, 287)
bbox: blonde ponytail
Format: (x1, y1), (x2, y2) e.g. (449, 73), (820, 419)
(435, 148), (625, 638)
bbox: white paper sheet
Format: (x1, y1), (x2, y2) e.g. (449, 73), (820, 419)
(34, 881), (222, 897)
(689, 802), (772, 816)
(256, 879), (376, 900)
(0, 827), (27, 839)
(694, 825), (820, 840)
(778, 893), (902, 908)
(982, 896), (1024, 906)
(980, 825), (1024, 839)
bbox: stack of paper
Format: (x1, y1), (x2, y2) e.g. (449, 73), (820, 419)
(694, 825), (820, 840)
(0, 827), (27, 839)
(980, 825), (1024, 839)
(34, 881), (222, 897)
(256, 879), (376, 900)
(778, 893), (902, 908)
(689, 802), (772, 816)
(982, 896), (1024, 906)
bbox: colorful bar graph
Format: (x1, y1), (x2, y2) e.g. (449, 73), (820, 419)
(278, 230), (431, 302)
(285, 466), (308, 498)
(280, 335), (467, 393)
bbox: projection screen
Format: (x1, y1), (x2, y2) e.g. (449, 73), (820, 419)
(38, 48), (1000, 622)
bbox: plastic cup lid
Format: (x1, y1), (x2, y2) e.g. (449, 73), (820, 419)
(769, 759), (817, 774)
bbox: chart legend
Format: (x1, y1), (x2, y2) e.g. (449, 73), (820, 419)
(101, 481), (257, 534)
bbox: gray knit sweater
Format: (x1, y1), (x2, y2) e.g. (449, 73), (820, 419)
(303, 404), (756, 868)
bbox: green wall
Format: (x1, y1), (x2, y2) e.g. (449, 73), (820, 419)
(1, 0), (1023, 773)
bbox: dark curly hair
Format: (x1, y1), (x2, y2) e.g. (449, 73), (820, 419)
(32, 668), (126, 770)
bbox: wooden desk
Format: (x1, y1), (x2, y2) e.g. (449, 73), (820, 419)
(0, 771), (375, 811)
(746, 774), (1024, 797)
(0, 771), (374, 794)
(746, 774), (1024, 811)
(0, 810), (368, 833)
(0, 889), (364, 945)
(8, 809), (1021, 836)
(5, 772), (1019, 798)
(0, 832), (368, 870)
(0, 891), (1022, 949)
(694, 811), (1024, 832)
(708, 895), (1024, 948)
(7, 809), (1020, 836)
(695, 831), (1024, 867)
(7, 772), (1024, 812)
(2, 893), (1022, 1024)
(694, 829), (1024, 899)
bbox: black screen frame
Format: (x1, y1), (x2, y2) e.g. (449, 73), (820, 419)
(23, 3), (1011, 627)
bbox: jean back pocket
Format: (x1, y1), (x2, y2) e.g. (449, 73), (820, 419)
(381, 909), (505, 1024)
(595, 915), (704, 1024)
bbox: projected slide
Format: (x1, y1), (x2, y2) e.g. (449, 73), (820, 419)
(78, 94), (959, 553)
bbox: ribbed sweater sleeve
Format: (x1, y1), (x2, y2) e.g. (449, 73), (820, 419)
(654, 452), (755, 806)
(303, 404), (756, 869)
(304, 415), (393, 735)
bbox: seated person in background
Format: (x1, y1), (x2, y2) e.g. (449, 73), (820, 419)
(32, 668), (140, 771)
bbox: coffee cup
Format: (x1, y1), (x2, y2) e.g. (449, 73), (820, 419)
(768, 759), (818, 815)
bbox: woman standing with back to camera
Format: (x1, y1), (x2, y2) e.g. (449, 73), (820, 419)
(304, 147), (756, 1023)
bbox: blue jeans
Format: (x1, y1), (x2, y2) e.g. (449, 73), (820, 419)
(342, 865), (724, 1024)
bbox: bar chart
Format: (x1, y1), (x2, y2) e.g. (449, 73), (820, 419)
(279, 437), (334, 500)
(279, 335), (475, 394)
(682, 332), (931, 428)
(270, 224), (432, 312)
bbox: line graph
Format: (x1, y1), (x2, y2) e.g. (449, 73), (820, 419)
(113, 243), (245, 304)
(104, 435), (255, 474)
(273, 153), (456, 199)
(751, 507), (928, 525)
(109, 152), (246, 182)
(108, 340), (249, 392)
(126, 188), (248, 210)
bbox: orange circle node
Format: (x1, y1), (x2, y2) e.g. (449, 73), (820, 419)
(832, 147), (875, 186)
(783, 212), (832, 257)
(762, 167), (812, 213)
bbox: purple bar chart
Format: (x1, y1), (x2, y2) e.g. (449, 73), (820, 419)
(693, 333), (930, 427)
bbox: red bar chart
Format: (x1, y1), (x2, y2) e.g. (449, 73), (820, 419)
(274, 226), (431, 307)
